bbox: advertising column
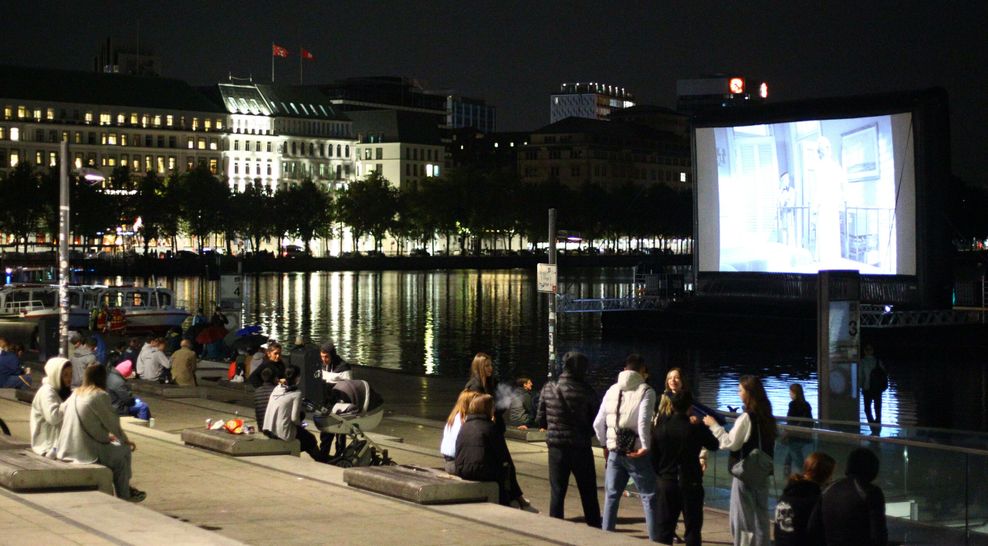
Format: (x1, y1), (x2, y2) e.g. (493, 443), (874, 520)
(817, 270), (861, 422)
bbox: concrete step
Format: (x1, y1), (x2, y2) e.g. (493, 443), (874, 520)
(344, 464), (498, 505)
(0, 449), (113, 495)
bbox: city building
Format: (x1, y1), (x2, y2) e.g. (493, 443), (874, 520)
(206, 82), (354, 193)
(317, 76), (446, 124)
(518, 115), (691, 189)
(549, 82), (635, 124)
(447, 127), (527, 171)
(443, 94), (496, 133)
(349, 109), (444, 192)
(95, 37), (161, 77)
(0, 64), (224, 180)
(676, 75), (769, 115)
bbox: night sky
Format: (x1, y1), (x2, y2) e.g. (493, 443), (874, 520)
(3, 1), (985, 182)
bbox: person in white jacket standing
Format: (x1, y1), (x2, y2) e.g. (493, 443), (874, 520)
(593, 354), (658, 540)
(30, 357), (72, 457)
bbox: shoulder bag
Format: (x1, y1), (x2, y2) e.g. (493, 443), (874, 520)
(730, 415), (773, 485)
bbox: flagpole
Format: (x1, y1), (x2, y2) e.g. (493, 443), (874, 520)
(299, 47), (303, 85)
(271, 43), (275, 83)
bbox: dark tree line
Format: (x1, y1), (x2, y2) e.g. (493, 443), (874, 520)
(0, 161), (693, 256)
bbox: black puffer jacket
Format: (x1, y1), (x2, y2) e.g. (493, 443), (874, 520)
(454, 414), (508, 481)
(535, 368), (599, 448)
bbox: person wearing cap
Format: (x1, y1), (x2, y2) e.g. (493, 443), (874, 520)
(106, 360), (151, 420)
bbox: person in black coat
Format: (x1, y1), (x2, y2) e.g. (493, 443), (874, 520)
(535, 351), (601, 527)
(652, 390), (720, 546)
(808, 447), (888, 546)
(454, 394), (515, 505)
(247, 342), (287, 388)
(774, 452), (836, 546)
(782, 383), (814, 477)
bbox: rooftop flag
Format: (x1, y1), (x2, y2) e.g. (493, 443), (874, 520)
(272, 44), (289, 58)
(301, 48), (314, 61)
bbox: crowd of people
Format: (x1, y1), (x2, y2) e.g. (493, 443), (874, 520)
(439, 351), (890, 546)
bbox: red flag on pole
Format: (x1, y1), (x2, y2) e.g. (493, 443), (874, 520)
(272, 44), (289, 58)
(301, 48), (314, 61)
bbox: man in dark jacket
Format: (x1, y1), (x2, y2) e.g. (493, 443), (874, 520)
(535, 351), (601, 527)
(652, 391), (719, 546)
(506, 377), (536, 429)
(808, 447), (888, 546)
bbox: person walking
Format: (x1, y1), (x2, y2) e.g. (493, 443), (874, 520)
(703, 375), (776, 546)
(808, 448), (888, 546)
(593, 354), (659, 541)
(652, 390), (720, 546)
(859, 344), (887, 435)
(781, 383), (814, 477)
(535, 351), (601, 528)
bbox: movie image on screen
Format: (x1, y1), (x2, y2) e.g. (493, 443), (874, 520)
(696, 113), (915, 275)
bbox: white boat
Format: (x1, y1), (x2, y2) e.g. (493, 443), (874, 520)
(84, 285), (190, 334)
(0, 284), (90, 329)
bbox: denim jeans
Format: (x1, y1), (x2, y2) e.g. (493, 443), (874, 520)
(602, 451), (659, 541)
(127, 400), (151, 421)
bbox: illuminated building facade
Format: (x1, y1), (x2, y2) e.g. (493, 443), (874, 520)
(549, 82), (636, 124)
(349, 110), (444, 193)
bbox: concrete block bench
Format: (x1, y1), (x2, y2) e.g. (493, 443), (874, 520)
(181, 428), (300, 457)
(0, 435), (30, 450)
(0, 387), (35, 404)
(504, 428), (547, 442)
(131, 380), (204, 398)
(0, 449), (113, 495)
(344, 464), (498, 505)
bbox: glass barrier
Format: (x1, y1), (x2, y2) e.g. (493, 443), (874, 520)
(701, 420), (988, 545)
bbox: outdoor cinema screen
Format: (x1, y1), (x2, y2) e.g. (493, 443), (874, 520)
(696, 113), (915, 275)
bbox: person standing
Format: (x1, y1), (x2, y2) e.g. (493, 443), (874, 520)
(593, 354), (659, 541)
(808, 448), (888, 546)
(703, 375), (777, 546)
(782, 383), (814, 477)
(535, 352), (601, 528)
(858, 344), (887, 435)
(653, 390), (720, 546)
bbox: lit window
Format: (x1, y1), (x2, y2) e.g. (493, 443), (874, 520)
(9, 151), (18, 166)
(35, 151), (42, 165)
(204, 119), (212, 130)
(166, 115), (174, 127)
(33, 109), (42, 121)
(85, 111), (94, 124)
(208, 158), (218, 174)
(141, 115), (148, 127)
(130, 113), (138, 125)
(107, 133), (118, 145)
(215, 119), (223, 130)
(49, 152), (56, 167)
(187, 137), (194, 149)
(3, 106), (11, 119)
(117, 113), (125, 125)
(168, 156), (176, 171)
(680, 172), (687, 183)
(153, 115), (162, 127)
(209, 139), (217, 151)
(192, 118), (199, 131)
(157, 156), (165, 173)
(74, 155), (82, 169)
(100, 113), (111, 126)
(17, 106), (26, 118)
(197, 138), (206, 150)
(107, 157), (117, 167)
(10, 127), (19, 141)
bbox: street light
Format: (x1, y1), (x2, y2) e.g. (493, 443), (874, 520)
(58, 141), (104, 356)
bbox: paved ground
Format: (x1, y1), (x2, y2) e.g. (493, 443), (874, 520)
(0, 362), (734, 545)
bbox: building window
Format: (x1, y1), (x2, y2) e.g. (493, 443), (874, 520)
(233, 162), (239, 174)
(107, 133), (118, 146)
(157, 136), (165, 148)
(121, 134), (128, 146)
(266, 142), (272, 152)
(187, 137), (194, 149)
(375, 147), (383, 160)
(17, 106), (27, 119)
(406, 163), (411, 176)
(192, 118), (199, 131)
(9, 127), (19, 141)
(376, 163), (382, 173)
(9, 151), (19, 167)
(48, 151), (57, 167)
(549, 166), (559, 178)
(3, 106), (11, 119)
(36, 151), (43, 165)
(166, 115), (174, 127)
(197, 138), (206, 150)
(209, 139), (217, 151)
(267, 162), (272, 175)
(209, 158), (218, 174)
(571, 166), (580, 177)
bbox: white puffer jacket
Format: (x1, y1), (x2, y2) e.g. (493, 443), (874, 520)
(593, 370), (656, 451)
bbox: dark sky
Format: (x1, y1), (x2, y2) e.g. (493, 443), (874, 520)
(4, 1), (986, 182)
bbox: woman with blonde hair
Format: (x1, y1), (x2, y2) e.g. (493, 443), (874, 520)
(454, 394), (530, 508)
(464, 352), (496, 395)
(440, 390), (480, 472)
(56, 364), (146, 502)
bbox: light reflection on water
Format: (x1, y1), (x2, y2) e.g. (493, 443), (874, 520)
(87, 270), (981, 431)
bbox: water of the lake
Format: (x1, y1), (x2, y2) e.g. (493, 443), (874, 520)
(86, 269), (988, 432)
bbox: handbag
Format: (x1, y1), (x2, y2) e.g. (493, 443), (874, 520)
(613, 389), (639, 455)
(730, 415), (773, 485)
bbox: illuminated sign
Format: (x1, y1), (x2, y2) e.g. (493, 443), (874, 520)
(729, 77), (745, 94)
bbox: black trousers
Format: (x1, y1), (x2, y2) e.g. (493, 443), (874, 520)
(297, 426), (328, 463)
(319, 432), (346, 459)
(547, 445), (602, 527)
(863, 390), (882, 424)
(656, 478), (705, 546)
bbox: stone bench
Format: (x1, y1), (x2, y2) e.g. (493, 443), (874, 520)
(0, 387), (35, 404)
(0, 449), (114, 495)
(131, 380), (204, 398)
(181, 428), (300, 457)
(0, 435), (29, 450)
(344, 464), (498, 505)
(504, 428), (547, 442)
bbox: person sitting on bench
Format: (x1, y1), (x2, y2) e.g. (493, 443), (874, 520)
(30, 357), (72, 458)
(262, 366), (327, 463)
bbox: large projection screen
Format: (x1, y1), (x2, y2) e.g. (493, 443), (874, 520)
(696, 114), (915, 275)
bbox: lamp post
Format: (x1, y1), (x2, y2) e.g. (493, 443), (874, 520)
(58, 142), (105, 357)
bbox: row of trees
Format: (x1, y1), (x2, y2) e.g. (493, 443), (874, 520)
(0, 161), (693, 256)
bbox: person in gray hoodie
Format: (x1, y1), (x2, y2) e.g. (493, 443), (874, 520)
(30, 357), (72, 457)
(262, 366), (327, 463)
(68, 333), (95, 388)
(594, 354), (658, 540)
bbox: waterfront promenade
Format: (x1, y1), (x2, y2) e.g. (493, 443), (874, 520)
(0, 363), (733, 545)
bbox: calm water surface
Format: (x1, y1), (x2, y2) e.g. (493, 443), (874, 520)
(88, 269), (988, 432)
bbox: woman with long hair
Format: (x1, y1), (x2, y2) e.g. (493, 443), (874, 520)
(464, 352), (496, 395)
(703, 375), (777, 546)
(782, 383), (814, 477)
(656, 367), (686, 419)
(440, 390), (481, 472)
(774, 452), (836, 546)
(454, 394), (532, 509)
(56, 364), (146, 502)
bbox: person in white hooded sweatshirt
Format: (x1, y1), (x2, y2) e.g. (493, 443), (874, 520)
(593, 354), (658, 541)
(30, 357), (73, 457)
